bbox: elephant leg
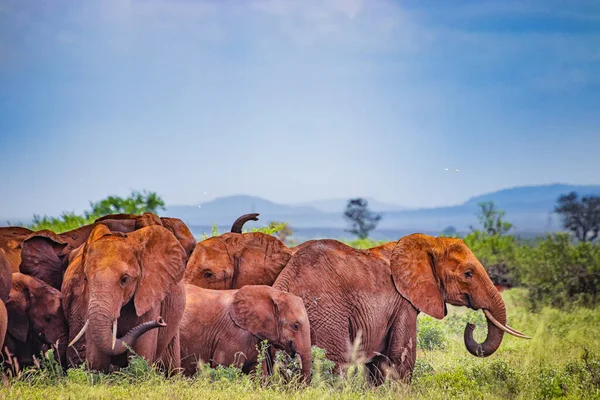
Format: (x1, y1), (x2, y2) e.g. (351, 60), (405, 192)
(0, 302), (6, 350)
(156, 331), (181, 376)
(383, 312), (418, 384)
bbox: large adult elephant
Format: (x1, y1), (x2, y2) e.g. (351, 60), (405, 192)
(64, 224), (186, 373)
(272, 234), (530, 385)
(3, 273), (68, 368)
(184, 214), (293, 289)
(0, 227), (34, 272)
(0, 249), (12, 348)
(180, 284), (311, 381)
(19, 212), (192, 291)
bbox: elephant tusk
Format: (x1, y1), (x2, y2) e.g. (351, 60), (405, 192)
(483, 310), (531, 339)
(112, 320), (118, 350)
(68, 319), (89, 347)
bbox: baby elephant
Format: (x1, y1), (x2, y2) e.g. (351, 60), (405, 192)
(180, 284), (311, 381)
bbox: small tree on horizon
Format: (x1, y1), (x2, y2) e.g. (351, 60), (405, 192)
(343, 198), (382, 240)
(554, 191), (600, 242)
(470, 201), (513, 236)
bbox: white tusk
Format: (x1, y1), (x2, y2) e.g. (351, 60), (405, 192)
(68, 320), (89, 347)
(483, 310), (531, 339)
(112, 320), (118, 350)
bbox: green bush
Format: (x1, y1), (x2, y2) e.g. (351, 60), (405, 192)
(417, 316), (448, 350)
(518, 233), (600, 309)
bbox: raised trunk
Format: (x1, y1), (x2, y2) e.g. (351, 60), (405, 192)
(230, 213), (260, 233)
(464, 287), (506, 357)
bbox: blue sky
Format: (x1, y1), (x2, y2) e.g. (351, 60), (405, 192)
(1, 0), (599, 218)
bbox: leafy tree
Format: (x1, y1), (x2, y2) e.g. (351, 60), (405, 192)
(86, 190), (165, 219)
(554, 192), (600, 242)
(343, 198), (382, 240)
(470, 201), (513, 236)
(29, 190), (165, 233)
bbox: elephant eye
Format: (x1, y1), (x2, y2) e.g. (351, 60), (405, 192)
(292, 322), (300, 332)
(120, 275), (130, 287)
(465, 271), (473, 279)
(204, 271), (214, 279)
(44, 316), (52, 323)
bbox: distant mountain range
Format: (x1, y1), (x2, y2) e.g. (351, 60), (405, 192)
(162, 184), (600, 238)
(4, 184), (600, 241)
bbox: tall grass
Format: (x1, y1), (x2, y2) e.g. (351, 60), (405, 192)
(2, 288), (599, 399)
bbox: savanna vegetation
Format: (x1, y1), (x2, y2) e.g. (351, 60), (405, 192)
(2, 192), (600, 399)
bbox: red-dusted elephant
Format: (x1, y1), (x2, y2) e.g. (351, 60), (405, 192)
(3, 273), (68, 368)
(184, 214), (293, 289)
(63, 224), (186, 373)
(180, 284), (311, 381)
(273, 234), (530, 385)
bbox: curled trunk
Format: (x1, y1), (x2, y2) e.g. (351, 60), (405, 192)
(464, 289), (506, 357)
(230, 214), (260, 233)
(89, 314), (166, 357)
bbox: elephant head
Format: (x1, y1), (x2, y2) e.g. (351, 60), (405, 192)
(4, 272), (68, 366)
(72, 224), (185, 371)
(230, 285), (311, 382)
(184, 233), (292, 290)
(390, 233), (529, 358)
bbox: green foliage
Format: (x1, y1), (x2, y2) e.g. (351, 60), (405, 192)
(200, 221), (293, 242)
(555, 191), (600, 242)
(472, 201), (513, 236)
(518, 233), (600, 309)
(4, 294), (600, 399)
(341, 238), (388, 249)
(86, 190), (165, 218)
(29, 212), (92, 234)
(417, 316), (448, 350)
(28, 190), (165, 233)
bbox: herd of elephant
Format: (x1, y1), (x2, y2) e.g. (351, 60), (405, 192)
(0, 212), (531, 386)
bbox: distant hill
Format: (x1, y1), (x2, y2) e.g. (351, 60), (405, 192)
(160, 184), (600, 236)
(4, 184), (600, 238)
(293, 197), (411, 213)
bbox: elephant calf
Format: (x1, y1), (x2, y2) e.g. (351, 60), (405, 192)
(180, 284), (311, 381)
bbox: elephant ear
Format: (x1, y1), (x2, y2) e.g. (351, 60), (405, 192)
(160, 217), (197, 259)
(390, 234), (445, 320)
(230, 285), (281, 343)
(20, 230), (69, 290)
(6, 275), (30, 342)
(225, 233), (292, 288)
(130, 226), (187, 317)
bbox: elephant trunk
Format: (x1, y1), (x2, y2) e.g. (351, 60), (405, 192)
(86, 295), (166, 358)
(54, 330), (69, 367)
(230, 213), (259, 233)
(464, 285), (506, 357)
(297, 338), (312, 384)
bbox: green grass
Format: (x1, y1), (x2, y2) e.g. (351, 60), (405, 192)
(3, 288), (600, 399)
